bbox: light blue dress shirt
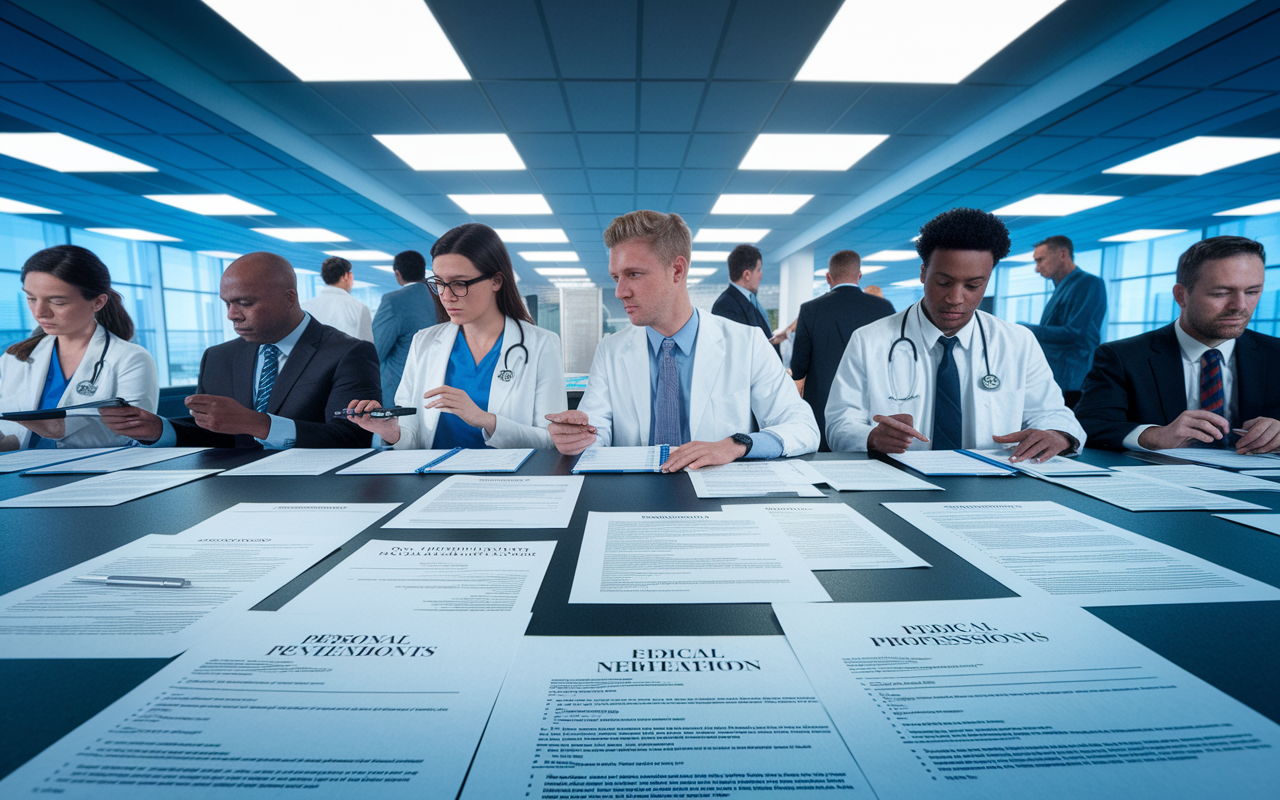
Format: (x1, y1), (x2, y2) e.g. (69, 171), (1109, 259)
(731, 281), (767, 318)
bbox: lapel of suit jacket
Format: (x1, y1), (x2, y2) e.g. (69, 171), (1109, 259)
(1148, 324), (1187, 421)
(617, 327), (651, 445)
(689, 314), (725, 437)
(1235, 330), (1263, 421)
(231, 338), (257, 409)
(485, 317), (522, 415)
(266, 318), (319, 414)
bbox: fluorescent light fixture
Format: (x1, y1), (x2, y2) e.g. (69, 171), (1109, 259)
(687, 278), (704, 285)
(689, 267), (720, 276)
(1214, 199), (1280, 216)
(493, 228), (568, 243)
(797, 0), (1066, 84)
(351, 280), (375, 289)
(891, 278), (923, 287)
(1099, 229), (1188, 242)
(374, 134), (524, 171)
(860, 266), (886, 275)
(0, 132), (154, 172)
(145, 194), (273, 215)
(294, 267), (319, 275)
(253, 227), (349, 242)
(371, 265), (396, 273)
(814, 269), (827, 276)
(85, 228), (179, 242)
(1105, 136), (1280, 176)
(694, 229), (770, 243)
(520, 251), (579, 263)
(691, 251), (732, 261)
(0, 197), (59, 214)
(739, 134), (887, 171)
(324, 250), (394, 260)
(863, 249), (918, 261)
(710, 194), (813, 215)
(534, 267), (587, 276)
(992, 194), (1121, 216)
(552, 279), (595, 288)
(201, 0), (469, 81)
(198, 250), (242, 260)
(449, 194), (553, 215)
(1004, 250), (1036, 261)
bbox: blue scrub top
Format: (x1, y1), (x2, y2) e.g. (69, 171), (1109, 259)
(30, 343), (70, 449)
(431, 330), (504, 450)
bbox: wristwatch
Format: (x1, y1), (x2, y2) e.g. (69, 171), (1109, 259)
(730, 432), (753, 457)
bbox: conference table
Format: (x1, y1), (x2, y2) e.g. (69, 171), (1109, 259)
(1, 446), (1278, 784)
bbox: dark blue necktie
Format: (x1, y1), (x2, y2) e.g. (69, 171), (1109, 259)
(255, 344), (280, 413)
(933, 335), (962, 450)
(1200, 348), (1228, 447)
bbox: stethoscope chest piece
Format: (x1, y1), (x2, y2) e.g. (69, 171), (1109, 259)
(497, 369), (514, 382)
(75, 380), (98, 396)
(980, 373), (1001, 391)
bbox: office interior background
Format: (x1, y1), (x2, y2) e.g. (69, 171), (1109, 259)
(1, 0), (1280, 388)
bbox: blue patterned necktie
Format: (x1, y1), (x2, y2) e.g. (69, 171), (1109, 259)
(932, 335), (963, 450)
(653, 338), (683, 446)
(1200, 348), (1227, 446)
(255, 344), (280, 413)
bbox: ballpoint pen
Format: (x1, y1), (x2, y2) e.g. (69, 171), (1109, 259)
(73, 575), (191, 588)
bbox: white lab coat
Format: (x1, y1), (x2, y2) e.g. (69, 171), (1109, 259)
(302, 286), (374, 342)
(391, 317), (566, 449)
(577, 313), (819, 454)
(825, 304), (1085, 453)
(0, 324), (159, 449)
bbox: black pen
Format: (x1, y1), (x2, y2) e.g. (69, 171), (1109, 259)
(334, 407), (418, 418)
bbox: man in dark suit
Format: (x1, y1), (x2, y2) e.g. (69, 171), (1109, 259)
(101, 252), (380, 448)
(790, 249), (895, 451)
(1075, 235), (1280, 453)
(711, 244), (777, 354)
(373, 249), (441, 401)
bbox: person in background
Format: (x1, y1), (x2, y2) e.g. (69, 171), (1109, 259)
(1020, 235), (1106, 407)
(373, 249), (439, 404)
(790, 249), (895, 451)
(0, 245), (158, 450)
(711, 243), (779, 355)
(344, 224), (565, 449)
(99, 252), (379, 448)
(547, 210), (818, 469)
(301, 256), (373, 342)
(864, 285), (885, 299)
(1075, 235), (1280, 453)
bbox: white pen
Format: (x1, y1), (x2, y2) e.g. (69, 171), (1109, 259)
(73, 575), (191, 588)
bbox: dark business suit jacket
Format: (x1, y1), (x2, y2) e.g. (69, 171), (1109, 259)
(790, 285), (895, 451)
(372, 281), (441, 402)
(711, 284), (777, 355)
(1022, 268), (1106, 392)
(172, 317), (381, 448)
(1074, 323), (1280, 450)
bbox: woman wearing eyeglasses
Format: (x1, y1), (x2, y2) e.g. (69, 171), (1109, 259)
(345, 223), (566, 449)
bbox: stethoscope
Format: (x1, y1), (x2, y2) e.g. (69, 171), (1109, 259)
(496, 320), (528, 382)
(75, 332), (111, 396)
(887, 302), (1000, 402)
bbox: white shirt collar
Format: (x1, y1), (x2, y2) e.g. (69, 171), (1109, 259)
(1174, 317), (1236, 365)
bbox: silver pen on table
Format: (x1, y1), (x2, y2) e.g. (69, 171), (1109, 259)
(72, 575), (191, 588)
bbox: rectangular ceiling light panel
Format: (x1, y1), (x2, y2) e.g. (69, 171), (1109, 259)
(711, 195), (813, 215)
(493, 229), (568, 243)
(324, 250), (394, 260)
(85, 228), (179, 242)
(375, 134), (525, 171)
(253, 227), (349, 242)
(863, 249), (917, 261)
(690, 251), (732, 262)
(992, 194), (1121, 216)
(0, 133), (154, 172)
(0, 197), (59, 214)
(1215, 199), (1280, 216)
(202, 0), (469, 81)
(146, 194), (273, 215)
(198, 250), (243, 259)
(371, 265), (396, 273)
(450, 195), (553, 215)
(520, 252), (579, 262)
(1105, 137), (1280, 176)
(1004, 250), (1036, 261)
(689, 267), (720, 276)
(738, 134), (888, 171)
(797, 0), (1066, 83)
(694, 229), (770, 243)
(534, 267), (587, 276)
(1099, 229), (1188, 242)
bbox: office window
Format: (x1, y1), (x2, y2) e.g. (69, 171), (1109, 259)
(69, 229), (162, 361)
(160, 247), (230, 386)
(0, 215), (66, 346)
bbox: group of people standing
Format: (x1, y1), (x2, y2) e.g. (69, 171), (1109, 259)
(2, 206), (1278, 462)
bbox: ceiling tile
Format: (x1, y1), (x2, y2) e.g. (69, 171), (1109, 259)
(564, 82), (636, 132)
(483, 81), (572, 132)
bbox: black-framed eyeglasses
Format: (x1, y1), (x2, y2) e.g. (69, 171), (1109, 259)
(425, 275), (489, 297)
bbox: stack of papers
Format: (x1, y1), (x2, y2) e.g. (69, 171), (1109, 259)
(888, 449), (1017, 475)
(1114, 465), (1280, 492)
(723, 503), (929, 570)
(1044, 471), (1268, 511)
(572, 445), (669, 472)
(806, 458), (942, 491)
(0, 469), (221, 508)
(417, 447), (534, 473)
(0, 447), (124, 473)
(384, 475), (584, 529)
(22, 446), (209, 474)
(1157, 447), (1280, 469)
(965, 448), (1112, 477)
(219, 447), (375, 476)
(686, 459), (826, 497)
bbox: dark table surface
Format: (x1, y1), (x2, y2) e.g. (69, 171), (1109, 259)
(1, 447), (1278, 779)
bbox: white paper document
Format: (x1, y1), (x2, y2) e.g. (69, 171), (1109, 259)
(572, 445), (667, 472)
(965, 448), (1113, 477)
(1156, 447), (1280, 469)
(569, 510), (831, 603)
(889, 449), (1016, 475)
(1241, 469), (1280, 477)
(420, 447), (534, 472)
(0, 610), (531, 799)
(336, 449), (451, 474)
(1215, 513), (1280, 536)
(24, 446), (209, 473)
(885, 501), (1280, 606)
(0, 503), (399, 658)
(807, 458), (942, 491)
(686, 459), (826, 497)
(284, 539), (556, 614)
(461, 635), (876, 800)
(0, 469), (220, 507)
(219, 447), (375, 476)
(384, 475), (584, 529)
(773, 598), (1280, 800)
(723, 503), (930, 570)
(1114, 464), (1280, 492)
(0, 446), (123, 473)
(1044, 470), (1268, 511)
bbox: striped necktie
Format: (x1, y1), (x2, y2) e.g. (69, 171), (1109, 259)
(653, 338), (683, 446)
(1200, 348), (1227, 444)
(255, 344), (280, 413)
(932, 335), (963, 450)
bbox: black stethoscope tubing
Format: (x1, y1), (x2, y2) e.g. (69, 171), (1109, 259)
(887, 303), (999, 401)
(75, 331), (111, 396)
(497, 319), (528, 382)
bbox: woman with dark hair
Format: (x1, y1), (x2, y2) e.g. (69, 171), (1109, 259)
(345, 223), (566, 449)
(0, 244), (159, 450)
